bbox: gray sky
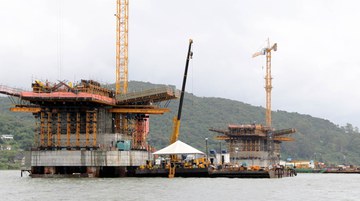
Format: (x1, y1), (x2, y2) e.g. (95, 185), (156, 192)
(1, 0), (360, 128)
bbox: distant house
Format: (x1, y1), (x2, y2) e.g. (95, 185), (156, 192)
(0, 144), (12, 150)
(1, 134), (14, 141)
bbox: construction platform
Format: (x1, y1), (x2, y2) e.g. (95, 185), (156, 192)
(1, 80), (178, 177)
(210, 124), (296, 168)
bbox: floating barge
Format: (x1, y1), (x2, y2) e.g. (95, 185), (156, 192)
(133, 140), (296, 179)
(323, 168), (360, 174)
(135, 167), (296, 178)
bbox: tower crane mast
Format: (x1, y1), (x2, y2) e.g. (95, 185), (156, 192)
(252, 39), (277, 127)
(115, 0), (129, 95)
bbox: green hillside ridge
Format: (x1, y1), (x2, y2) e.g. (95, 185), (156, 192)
(0, 81), (359, 168)
(0, 97), (33, 169)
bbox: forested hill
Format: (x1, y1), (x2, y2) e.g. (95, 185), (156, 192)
(1, 81), (360, 165)
(130, 81), (360, 165)
(0, 97), (33, 150)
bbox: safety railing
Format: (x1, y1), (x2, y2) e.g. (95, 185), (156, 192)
(0, 84), (23, 97)
(116, 86), (179, 103)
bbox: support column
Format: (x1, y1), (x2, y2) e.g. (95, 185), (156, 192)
(34, 113), (39, 147)
(44, 166), (56, 175)
(114, 113), (121, 133)
(66, 113), (71, 147)
(76, 112), (80, 147)
(86, 167), (99, 177)
(133, 117), (148, 150)
(86, 111), (90, 147)
(47, 111), (52, 147)
(40, 112), (45, 147)
(121, 114), (128, 134)
(93, 112), (97, 147)
(57, 113), (61, 147)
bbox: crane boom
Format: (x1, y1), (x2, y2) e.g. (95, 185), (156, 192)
(170, 39), (193, 144)
(168, 39), (193, 178)
(115, 0), (129, 95)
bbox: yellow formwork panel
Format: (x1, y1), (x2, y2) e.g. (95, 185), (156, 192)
(109, 108), (170, 114)
(10, 107), (41, 113)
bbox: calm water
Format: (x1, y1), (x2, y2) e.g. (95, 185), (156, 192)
(1, 170), (359, 201)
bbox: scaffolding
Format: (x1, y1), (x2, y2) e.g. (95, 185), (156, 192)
(33, 108), (98, 149)
(210, 124), (295, 167)
(3, 80), (178, 151)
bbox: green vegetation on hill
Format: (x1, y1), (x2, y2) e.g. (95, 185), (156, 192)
(0, 97), (33, 169)
(0, 98), (33, 149)
(150, 94), (360, 166)
(1, 81), (360, 169)
(129, 81), (360, 166)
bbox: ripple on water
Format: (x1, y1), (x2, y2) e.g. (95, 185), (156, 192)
(2, 171), (360, 201)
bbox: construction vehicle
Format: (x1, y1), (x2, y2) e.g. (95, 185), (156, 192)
(168, 39), (193, 178)
(169, 39), (193, 144)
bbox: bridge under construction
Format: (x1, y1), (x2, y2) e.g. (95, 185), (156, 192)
(1, 1), (297, 178)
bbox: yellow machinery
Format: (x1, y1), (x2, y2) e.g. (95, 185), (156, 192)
(252, 39), (277, 127)
(168, 39), (193, 178)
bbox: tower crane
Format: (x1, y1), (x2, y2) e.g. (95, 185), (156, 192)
(115, 0), (129, 95)
(114, 0), (131, 140)
(252, 39), (277, 127)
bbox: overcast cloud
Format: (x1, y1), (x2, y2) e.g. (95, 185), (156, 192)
(1, 0), (360, 128)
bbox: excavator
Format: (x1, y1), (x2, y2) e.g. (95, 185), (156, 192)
(168, 39), (193, 178)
